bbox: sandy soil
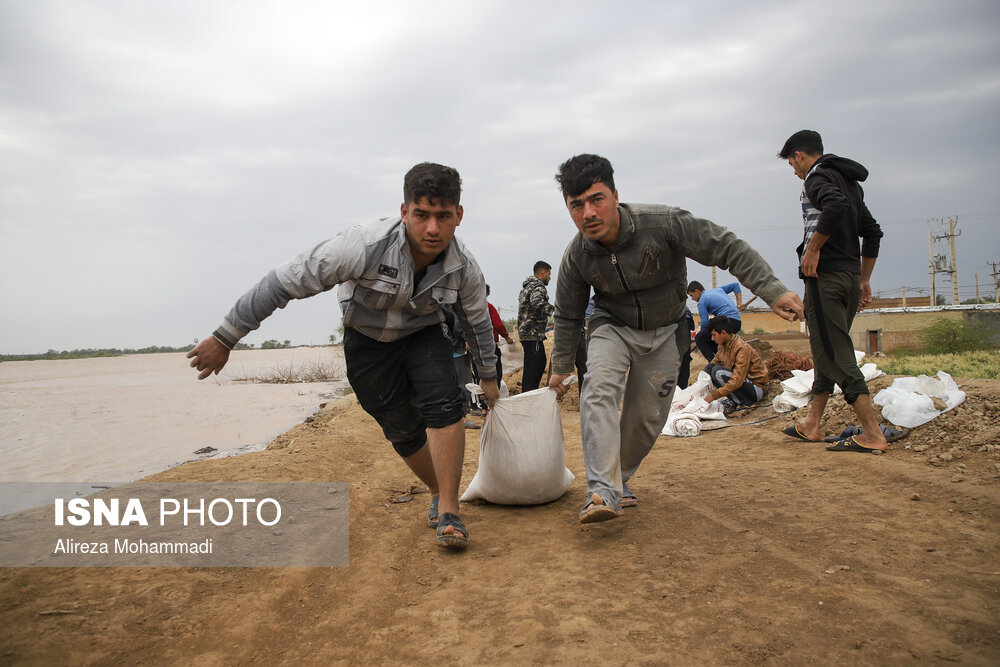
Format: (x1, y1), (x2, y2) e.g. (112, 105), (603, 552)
(2, 335), (999, 665)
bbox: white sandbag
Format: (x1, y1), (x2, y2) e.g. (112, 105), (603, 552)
(773, 393), (809, 413)
(874, 371), (966, 428)
(861, 363), (884, 382)
(672, 371), (713, 407)
(460, 387), (575, 505)
(662, 380), (727, 436)
(681, 397), (726, 421)
(664, 412), (702, 437)
(771, 352), (883, 413)
(781, 369), (815, 397)
(772, 369), (815, 412)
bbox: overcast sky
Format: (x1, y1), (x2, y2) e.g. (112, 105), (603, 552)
(2, 0), (998, 354)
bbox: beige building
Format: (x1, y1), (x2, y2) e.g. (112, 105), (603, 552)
(692, 309), (805, 335)
(693, 301), (1000, 355)
(849, 304), (1000, 354)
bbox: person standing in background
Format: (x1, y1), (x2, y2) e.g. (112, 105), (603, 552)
(777, 129), (888, 453)
(517, 260), (554, 391)
(486, 284), (514, 383)
(687, 280), (743, 360)
(676, 308), (695, 389)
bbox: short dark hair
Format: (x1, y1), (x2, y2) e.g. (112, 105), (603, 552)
(707, 315), (738, 334)
(403, 162), (462, 207)
(555, 154), (615, 198)
(533, 260), (551, 274)
(778, 130), (824, 159)
(686, 281), (705, 293)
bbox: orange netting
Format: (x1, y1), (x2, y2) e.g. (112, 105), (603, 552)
(767, 351), (814, 381)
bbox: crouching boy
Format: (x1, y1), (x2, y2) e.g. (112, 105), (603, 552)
(703, 316), (769, 415)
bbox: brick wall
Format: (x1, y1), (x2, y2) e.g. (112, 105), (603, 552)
(692, 310), (805, 334)
(849, 309), (995, 353)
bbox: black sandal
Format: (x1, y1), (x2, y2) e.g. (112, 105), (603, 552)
(824, 424), (910, 443)
(436, 512), (469, 550)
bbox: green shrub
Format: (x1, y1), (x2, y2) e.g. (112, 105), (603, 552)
(751, 327), (766, 335)
(915, 318), (994, 354)
(865, 349), (1000, 379)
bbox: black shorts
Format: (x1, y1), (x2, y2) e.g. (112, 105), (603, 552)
(343, 324), (464, 456)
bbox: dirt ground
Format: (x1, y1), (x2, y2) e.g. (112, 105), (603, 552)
(2, 334), (999, 665)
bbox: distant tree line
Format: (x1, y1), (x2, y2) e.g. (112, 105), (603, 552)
(0, 334), (354, 362)
(1, 344), (198, 362)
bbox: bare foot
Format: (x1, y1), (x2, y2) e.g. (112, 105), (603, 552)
(795, 422), (823, 441)
(854, 434), (888, 451)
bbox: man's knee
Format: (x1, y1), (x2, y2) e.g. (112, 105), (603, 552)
(704, 363), (729, 386)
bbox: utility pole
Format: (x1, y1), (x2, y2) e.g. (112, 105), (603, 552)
(711, 266), (717, 289)
(975, 274), (980, 303)
(947, 217), (960, 305)
(990, 261), (999, 303)
(930, 217), (961, 305)
(928, 230), (936, 306)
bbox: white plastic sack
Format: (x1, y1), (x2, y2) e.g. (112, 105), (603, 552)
(460, 387), (575, 505)
(874, 371), (966, 428)
(772, 393), (807, 413)
(771, 353), (885, 413)
(662, 372), (726, 436)
(673, 370), (713, 406)
(664, 412), (703, 437)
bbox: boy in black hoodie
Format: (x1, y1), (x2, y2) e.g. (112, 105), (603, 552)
(778, 130), (889, 452)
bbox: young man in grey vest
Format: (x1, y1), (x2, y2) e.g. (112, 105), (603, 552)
(188, 163), (499, 550)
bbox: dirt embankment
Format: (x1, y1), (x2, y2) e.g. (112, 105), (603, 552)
(2, 334), (999, 665)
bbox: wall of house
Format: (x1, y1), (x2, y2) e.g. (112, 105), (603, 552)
(692, 310), (805, 334)
(850, 306), (1000, 354)
(868, 296), (932, 308)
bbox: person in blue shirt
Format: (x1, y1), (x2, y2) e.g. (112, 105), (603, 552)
(687, 281), (743, 360)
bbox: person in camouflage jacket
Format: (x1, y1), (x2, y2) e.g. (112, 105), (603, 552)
(517, 260), (554, 391)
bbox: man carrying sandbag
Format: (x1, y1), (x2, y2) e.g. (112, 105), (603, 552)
(546, 154), (804, 523)
(187, 163), (500, 550)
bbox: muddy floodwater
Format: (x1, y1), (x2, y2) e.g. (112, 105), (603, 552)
(0, 347), (348, 484)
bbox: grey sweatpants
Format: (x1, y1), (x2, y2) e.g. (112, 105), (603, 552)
(579, 322), (679, 509)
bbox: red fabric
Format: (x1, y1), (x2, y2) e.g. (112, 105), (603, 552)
(488, 302), (508, 343)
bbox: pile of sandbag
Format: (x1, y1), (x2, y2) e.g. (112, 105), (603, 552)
(772, 351), (883, 413)
(874, 371), (966, 427)
(661, 371), (726, 437)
